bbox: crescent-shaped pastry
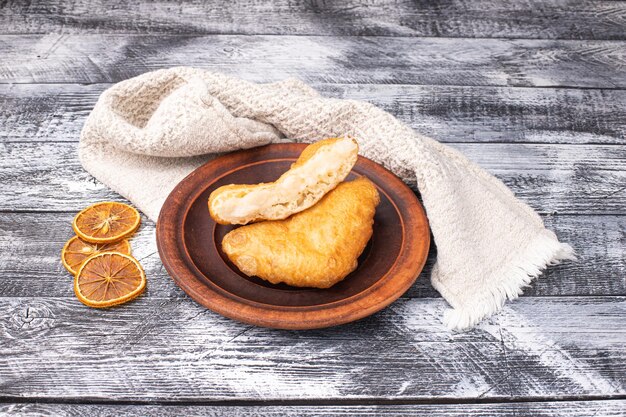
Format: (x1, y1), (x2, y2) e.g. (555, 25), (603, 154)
(208, 137), (358, 225)
(222, 177), (380, 288)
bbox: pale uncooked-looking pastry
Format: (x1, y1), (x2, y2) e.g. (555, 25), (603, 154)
(222, 177), (380, 288)
(208, 137), (358, 225)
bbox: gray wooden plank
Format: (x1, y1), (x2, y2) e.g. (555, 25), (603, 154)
(2, 400), (626, 417)
(1, 0), (625, 40)
(1, 212), (624, 299)
(1, 35), (625, 88)
(2, 83), (625, 145)
(1, 141), (624, 214)
(0, 296), (623, 401)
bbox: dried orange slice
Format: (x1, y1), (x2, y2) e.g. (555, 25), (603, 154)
(74, 252), (146, 308)
(61, 236), (131, 276)
(73, 202), (140, 243)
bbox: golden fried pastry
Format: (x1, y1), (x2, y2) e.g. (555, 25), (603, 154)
(209, 137), (358, 225)
(222, 177), (380, 288)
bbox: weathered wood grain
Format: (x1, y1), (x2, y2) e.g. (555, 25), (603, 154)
(1, 0), (624, 409)
(0, 296), (623, 401)
(2, 83), (625, 145)
(2, 400), (626, 416)
(2, 0), (625, 40)
(0, 0), (621, 41)
(1, 212), (624, 299)
(2, 141), (624, 214)
(1, 35), (625, 88)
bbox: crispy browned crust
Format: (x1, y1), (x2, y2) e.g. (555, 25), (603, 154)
(288, 137), (343, 170)
(221, 177), (380, 288)
(208, 137), (357, 225)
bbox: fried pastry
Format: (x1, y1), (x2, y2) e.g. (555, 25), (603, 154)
(222, 177), (380, 288)
(209, 137), (358, 225)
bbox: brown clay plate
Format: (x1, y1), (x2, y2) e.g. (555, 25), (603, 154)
(156, 143), (430, 330)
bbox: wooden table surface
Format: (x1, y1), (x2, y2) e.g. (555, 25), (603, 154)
(0, 1), (625, 415)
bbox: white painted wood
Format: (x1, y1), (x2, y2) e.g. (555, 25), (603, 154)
(1, 141), (624, 214)
(0, 35), (624, 88)
(2, 400), (626, 416)
(2, 83), (624, 144)
(1, 0), (624, 408)
(1, 212), (624, 298)
(0, 296), (623, 401)
(2, 0), (625, 40)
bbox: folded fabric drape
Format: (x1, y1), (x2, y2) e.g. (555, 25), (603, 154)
(80, 67), (574, 329)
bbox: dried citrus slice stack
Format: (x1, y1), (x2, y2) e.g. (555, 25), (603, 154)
(74, 252), (146, 308)
(73, 201), (140, 243)
(61, 236), (131, 275)
(62, 201), (146, 308)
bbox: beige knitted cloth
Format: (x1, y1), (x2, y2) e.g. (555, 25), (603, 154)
(79, 67), (574, 330)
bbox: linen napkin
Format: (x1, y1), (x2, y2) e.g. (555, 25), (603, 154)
(79, 67), (575, 330)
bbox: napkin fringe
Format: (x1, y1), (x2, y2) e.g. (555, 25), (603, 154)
(79, 68), (576, 329)
(441, 233), (576, 330)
